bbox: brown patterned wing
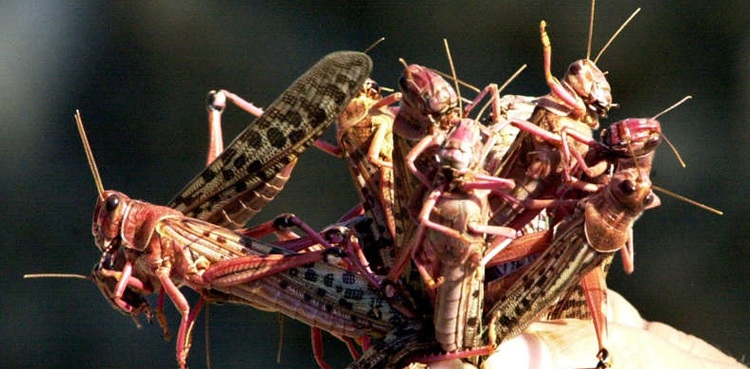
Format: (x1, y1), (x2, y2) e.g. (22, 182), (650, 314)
(168, 51), (372, 226)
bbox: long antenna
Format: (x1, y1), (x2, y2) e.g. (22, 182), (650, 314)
(474, 64), (528, 121)
(497, 64), (528, 94)
(24, 273), (89, 279)
(652, 96), (692, 168)
(75, 110), (105, 199)
(652, 95), (692, 120)
(443, 39), (462, 113)
(432, 69), (481, 93)
(652, 185), (723, 215)
(593, 7), (641, 63)
(586, 0), (596, 60)
(363, 37), (385, 54)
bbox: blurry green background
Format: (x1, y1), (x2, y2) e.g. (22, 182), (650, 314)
(2, 1), (747, 368)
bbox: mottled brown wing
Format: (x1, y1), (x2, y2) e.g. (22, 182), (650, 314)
(168, 51), (372, 226)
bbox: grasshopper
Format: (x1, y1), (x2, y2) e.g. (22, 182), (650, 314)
(90, 188), (405, 369)
(396, 119), (518, 356)
(487, 6), (643, 229)
(485, 164), (660, 369)
(43, 51), (380, 369)
(323, 78), (401, 274)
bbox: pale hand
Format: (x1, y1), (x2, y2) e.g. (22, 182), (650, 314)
(420, 290), (747, 369)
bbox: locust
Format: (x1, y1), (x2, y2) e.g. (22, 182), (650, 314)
(485, 164), (660, 369)
(388, 54), (512, 310)
(30, 51), (387, 369)
(90, 188), (405, 369)
(486, 95), (707, 367)
(347, 134), (658, 369)
(385, 118), (517, 357)
(322, 78), (401, 275)
(481, 5), (643, 321)
(487, 6), (643, 229)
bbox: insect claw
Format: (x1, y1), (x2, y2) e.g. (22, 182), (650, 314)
(206, 90), (227, 112)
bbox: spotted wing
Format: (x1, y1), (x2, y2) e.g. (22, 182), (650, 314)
(168, 51), (373, 227)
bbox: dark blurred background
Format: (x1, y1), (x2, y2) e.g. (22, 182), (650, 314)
(2, 1), (747, 368)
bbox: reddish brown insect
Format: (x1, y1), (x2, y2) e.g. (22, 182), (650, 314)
(33, 51), (383, 369)
(485, 165), (660, 369)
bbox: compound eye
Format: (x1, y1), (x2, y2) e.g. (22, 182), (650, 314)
(105, 194), (120, 212)
(619, 179), (637, 196)
(398, 76), (408, 91)
(643, 192), (655, 206)
(569, 62), (581, 75)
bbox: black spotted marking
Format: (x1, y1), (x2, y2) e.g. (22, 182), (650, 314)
(344, 288), (363, 300)
(281, 90), (298, 106)
(342, 271), (356, 284)
(303, 293), (312, 302)
(325, 303), (334, 312)
(288, 268), (298, 277)
(284, 111), (303, 128)
(309, 107), (327, 124)
(466, 317), (478, 326)
(202, 170), (218, 182)
(234, 180), (247, 194)
(323, 274), (334, 287)
(316, 288), (326, 297)
(304, 268), (318, 282)
(267, 127), (288, 148)
(222, 169), (235, 181)
(288, 129), (306, 143)
(279, 280), (289, 289)
(246, 159), (263, 174)
(233, 154), (247, 168)
(166, 52), (373, 224)
(216, 235), (226, 244)
(536, 274), (548, 287)
(255, 113), (272, 129)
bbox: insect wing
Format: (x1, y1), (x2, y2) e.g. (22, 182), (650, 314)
(168, 51), (373, 224)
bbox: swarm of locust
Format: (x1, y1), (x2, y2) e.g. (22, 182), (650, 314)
(26, 3), (722, 369)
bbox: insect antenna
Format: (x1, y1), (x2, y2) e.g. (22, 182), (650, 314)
(23, 273), (90, 280)
(625, 136), (645, 184)
(593, 7), (641, 63)
(652, 185), (723, 215)
(275, 314), (284, 364)
(443, 38), (463, 113)
(363, 37), (386, 54)
(75, 110), (105, 200)
(586, 0), (596, 60)
(474, 64), (528, 122)
(205, 305), (213, 369)
(651, 96), (692, 168)
(398, 58), (411, 78)
(621, 99), (720, 215)
(432, 69), (481, 93)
